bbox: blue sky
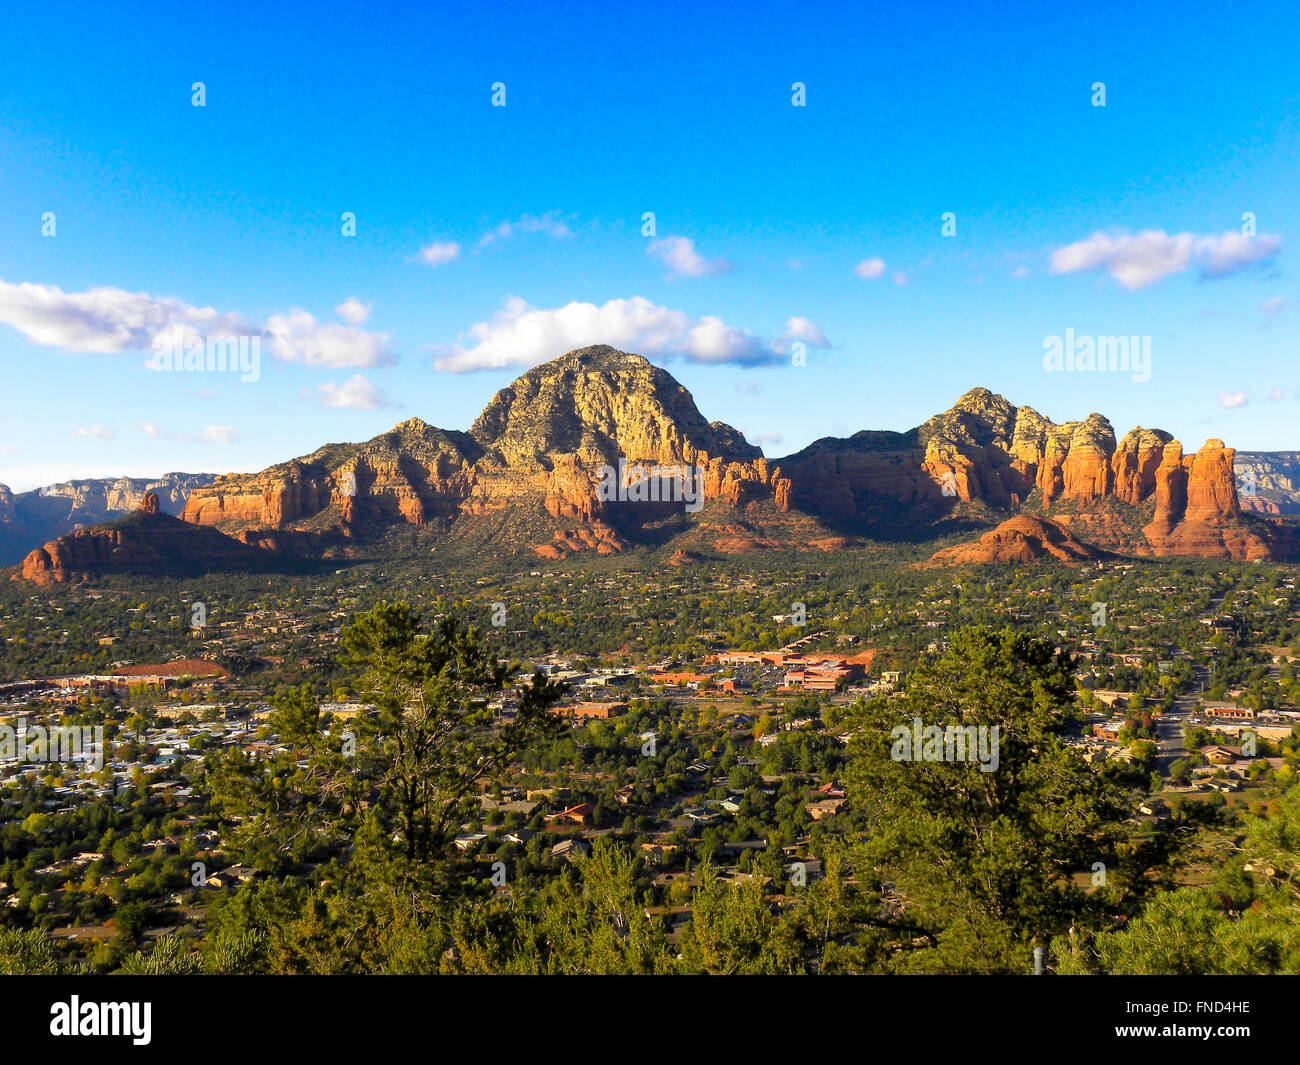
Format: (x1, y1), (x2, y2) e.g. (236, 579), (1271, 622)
(0, 0), (1296, 492)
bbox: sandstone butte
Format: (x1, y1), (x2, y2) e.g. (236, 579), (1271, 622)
(12, 347), (1300, 580)
(928, 515), (1106, 566)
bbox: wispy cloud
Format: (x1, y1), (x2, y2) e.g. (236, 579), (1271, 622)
(0, 279), (248, 353)
(647, 236), (734, 279)
(70, 425), (115, 440)
(1218, 390), (1249, 409)
(335, 297), (373, 324)
(265, 310), (395, 368)
(0, 278), (395, 370)
(418, 241), (461, 266)
(853, 257), (886, 280)
(1048, 229), (1282, 289)
(647, 236), (738, 279)
(139, 422), (239, 443)
(777, 316), (829, 350)
(478, 211), (571, 248)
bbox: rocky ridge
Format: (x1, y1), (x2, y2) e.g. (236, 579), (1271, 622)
(11, 348), (1299, 578)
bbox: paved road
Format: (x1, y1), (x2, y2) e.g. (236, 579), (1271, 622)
(1156, 662), (1208, 772)
(1155, 581), (1235, 772)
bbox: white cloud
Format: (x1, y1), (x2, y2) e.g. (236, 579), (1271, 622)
(0, 279), (250, 353)
(478, 211), (571, 248)
(0, 279), (397, 376)
(140, 422), (239, 443)
(418, 241), (461, 266)
(778, 316), (829, 348)
(1049, 229), (1283, 289)
(1261, 296), (1288, 314)
(853, 257), (887, 280)
(892, 271), (909, 287)
(1218, 390), (1249, 409)
(647, 236), (734, 279)
(70, 425), (115, 440)
(265, 310), (395, 368)
(316, 374), (394, 409)
(335, 297), (373, 324)
(434, 295), (801, 372)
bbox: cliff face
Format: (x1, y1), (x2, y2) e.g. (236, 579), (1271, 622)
(26, 472), (214, 519)
(1138, 439), (1277, 559)
(462, 345), (781, 523)
(469, 346), (762, 470)
(777, 392), (1127, 521)
(183, 421), (481, 531)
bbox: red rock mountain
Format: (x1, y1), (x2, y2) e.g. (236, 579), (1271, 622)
(776, 387), (1296, 560)
(177, 352), (1296, 562)
(11, 348), (1299, 579)
(182, 346), (795, 557)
